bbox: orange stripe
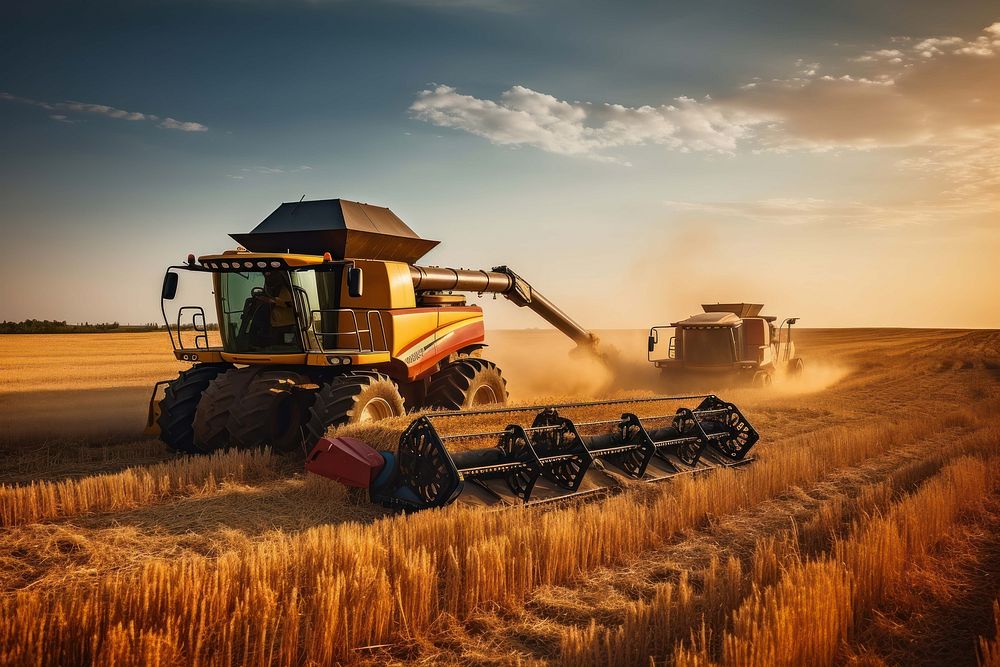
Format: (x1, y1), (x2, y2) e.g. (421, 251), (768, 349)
(405, 321), (486, 380)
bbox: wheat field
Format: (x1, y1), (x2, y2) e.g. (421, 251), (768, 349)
(0, 328), (998, 665)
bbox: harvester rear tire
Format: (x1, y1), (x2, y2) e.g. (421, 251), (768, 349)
(303, 372), (406, 446)
(752, 371), (773, 388)
(157, 364), (231, 454)
(425, 358), (508, 410)
(192, 368), (260, 452)
(226, 371), (315, 452)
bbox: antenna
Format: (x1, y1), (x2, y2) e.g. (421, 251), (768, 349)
(290, 194), (306, 217)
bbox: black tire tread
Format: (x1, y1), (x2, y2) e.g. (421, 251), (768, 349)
(424, 359), (508, 410)
(157, 364), (230, 453)
(192, 368), (260, 452)
(303, 372), (405, 445)
(226, 370), (313, 451)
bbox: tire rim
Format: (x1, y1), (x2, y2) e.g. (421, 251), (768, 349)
(359, 397), (395, 422)
(470, 383), (498, 405)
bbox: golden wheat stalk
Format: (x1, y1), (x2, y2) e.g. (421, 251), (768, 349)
(0, 449), (275, 527)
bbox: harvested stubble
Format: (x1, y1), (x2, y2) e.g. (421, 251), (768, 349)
(0, 449), (275, 527)
(0, 438), (170, 485)
(670, 456), (996, 667)
(558, 422), (1000, 667)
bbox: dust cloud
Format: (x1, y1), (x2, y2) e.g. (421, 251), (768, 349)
(771, 360), (851, 396)
(485, 330), (662, 400)
(486, 329), (850, 401)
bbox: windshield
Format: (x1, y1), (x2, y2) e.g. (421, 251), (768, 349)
(682, 327), (735, 364)
(217, 270), (303, 353)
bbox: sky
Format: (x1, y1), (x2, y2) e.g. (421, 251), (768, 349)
(0, 0), (998, 330)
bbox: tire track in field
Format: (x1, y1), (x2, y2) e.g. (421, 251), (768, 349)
(417, 423), (996, 665)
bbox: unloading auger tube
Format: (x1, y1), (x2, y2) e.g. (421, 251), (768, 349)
(305, 394), (759, 511)
(410, 265), (599, 352)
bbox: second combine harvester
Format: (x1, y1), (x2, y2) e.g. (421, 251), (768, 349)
(148, 198), (759, 508)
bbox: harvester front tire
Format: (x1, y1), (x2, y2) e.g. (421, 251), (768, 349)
(303, 372), (406, 446)
(425, 358), (508, 410)
(157, 364), (231, 454)
(192, 368), (260, 452)
(226, 371), (315, 452)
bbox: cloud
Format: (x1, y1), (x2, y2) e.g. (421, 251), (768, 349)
(410, 22), (1000, 229)
(412, 22), (1000, 165)
(410, 85), (761, 163)
(0, 92), (208, 132)
(726, 22), (1000, 152)
(706, 20), (1000, 226)
(158, 117), (208, 132)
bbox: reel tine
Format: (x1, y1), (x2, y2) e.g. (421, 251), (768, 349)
(694, 396), (759, 460)
(378, 395), (760, 510)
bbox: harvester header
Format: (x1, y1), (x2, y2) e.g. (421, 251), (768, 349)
(306, 393), (759, 510)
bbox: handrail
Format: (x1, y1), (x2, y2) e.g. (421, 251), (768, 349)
(366, 310), (388, 351)
(309, 308), (390, 354)
(176, 306), (210, 351)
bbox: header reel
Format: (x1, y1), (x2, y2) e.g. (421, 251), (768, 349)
(306, 395), (759, 511)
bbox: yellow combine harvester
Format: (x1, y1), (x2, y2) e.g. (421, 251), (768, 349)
(146, 198), (600, 454)
(148, 198), (761, 509)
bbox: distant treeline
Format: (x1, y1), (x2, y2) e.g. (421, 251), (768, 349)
(0, 319), (218, 334)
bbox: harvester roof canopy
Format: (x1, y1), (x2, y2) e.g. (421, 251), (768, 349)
(673, 312), (742, 327)
(230, 198), (440, 263)
(702, 303), (764, 318)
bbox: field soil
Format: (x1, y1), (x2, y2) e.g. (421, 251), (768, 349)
(0, 328), (998, 665)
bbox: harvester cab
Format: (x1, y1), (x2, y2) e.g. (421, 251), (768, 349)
(648, 303), (803, 387)
(146, 198), (603, 455)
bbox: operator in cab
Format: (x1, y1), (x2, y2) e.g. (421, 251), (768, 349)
(257, 271), (297, 344)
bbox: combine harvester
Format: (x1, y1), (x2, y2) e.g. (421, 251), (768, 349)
(648, 303), (804, 387)
(148, 198), (760, 509)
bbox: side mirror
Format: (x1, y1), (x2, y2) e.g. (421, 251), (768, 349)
(647, 334), (656, 353)
(347, 266), (363, 298)
(161, 272), (179, 300)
